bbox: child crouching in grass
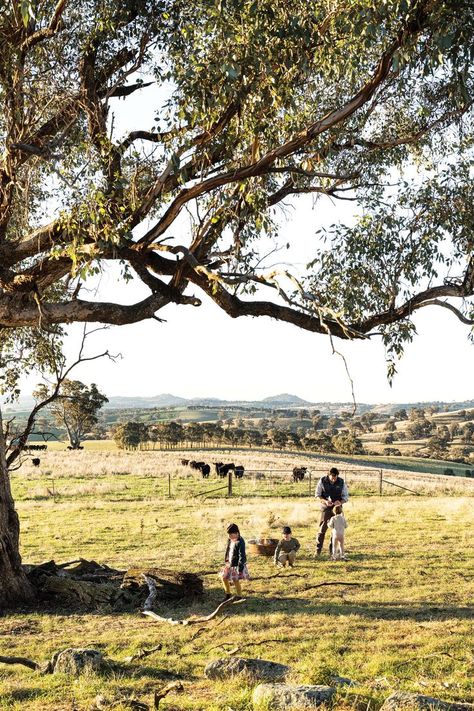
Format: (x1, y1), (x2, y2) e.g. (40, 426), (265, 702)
(218, 523), (249, 601)
(274, 525), (300, 567)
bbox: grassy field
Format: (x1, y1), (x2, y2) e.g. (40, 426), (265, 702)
(41, 439), (473, 478)
(1, 450), (473, 710)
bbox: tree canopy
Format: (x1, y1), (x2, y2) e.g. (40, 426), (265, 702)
(35, 379), (108, 448)
(0, 0), (473, 378)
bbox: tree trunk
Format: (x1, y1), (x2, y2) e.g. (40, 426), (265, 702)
(0, 418), (35, 606)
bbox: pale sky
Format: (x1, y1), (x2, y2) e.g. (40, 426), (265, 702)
(20, 78), (474, 405)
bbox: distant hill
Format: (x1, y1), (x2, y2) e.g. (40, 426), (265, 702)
(106, 393), (188, 409)
(3, 392), (474, 415)
(262, 393), (313, 406)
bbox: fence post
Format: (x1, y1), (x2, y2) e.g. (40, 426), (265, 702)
(228, 470), (233, 496)
(379, 469), (383, 496)
(168, 471), (171, 498)
(308, 470), (312, 497)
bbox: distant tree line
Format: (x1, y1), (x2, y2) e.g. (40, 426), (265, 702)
(112, 420), (365, 455)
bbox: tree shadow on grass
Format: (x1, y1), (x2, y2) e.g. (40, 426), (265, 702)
(2, 687), (46, 704)
(240, 594), (474, 622)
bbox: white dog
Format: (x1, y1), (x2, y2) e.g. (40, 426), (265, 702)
(328, 505), (348, 560)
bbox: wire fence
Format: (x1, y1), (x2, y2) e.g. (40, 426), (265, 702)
(175, 467), (421, 500)
(13, 464), (429, 504)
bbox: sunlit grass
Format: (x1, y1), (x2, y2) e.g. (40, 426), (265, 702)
(1, 450), (473, 709)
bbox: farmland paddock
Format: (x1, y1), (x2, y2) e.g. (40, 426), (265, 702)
(12, 449), (474, 504)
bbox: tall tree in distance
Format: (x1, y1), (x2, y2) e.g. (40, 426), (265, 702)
(35, 380), (108, 449)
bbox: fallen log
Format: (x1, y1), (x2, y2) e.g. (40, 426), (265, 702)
(23, 559), (203, 610)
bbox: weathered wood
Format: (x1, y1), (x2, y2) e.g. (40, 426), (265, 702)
(142, 596), (244, 626)
(123, 567), (203, 600)
(24, 559), (203, 610)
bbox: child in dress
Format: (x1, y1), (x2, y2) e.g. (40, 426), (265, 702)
(328, 505), (348, 560)
(274, 526), (301, 567)
(218, 523), (249, 601)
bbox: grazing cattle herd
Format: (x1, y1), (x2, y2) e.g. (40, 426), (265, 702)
(180, 459), (245, 479)
(24, 449), (309, 483)
(180, 459), (309, 482)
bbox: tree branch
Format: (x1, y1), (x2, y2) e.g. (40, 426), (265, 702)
(138, 1), (430, 246)
(20, 0), (68, 52)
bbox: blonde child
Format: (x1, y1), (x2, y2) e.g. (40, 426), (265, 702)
(328, 505), (348, 560)
(274, 526), (301, 567)
(218, 523), (249, 601)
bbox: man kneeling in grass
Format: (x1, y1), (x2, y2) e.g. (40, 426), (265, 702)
(315, 467), (349, 558)
(274, 526), (301, 568)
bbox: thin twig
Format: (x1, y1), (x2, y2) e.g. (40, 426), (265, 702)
(189, 614), (229, 642)
(207, 638), (282, 656)
(394, 652), (468, 668)
(301, 581), (363, 592)
(250, 572), (305, 582)
(124, 644), (163, 664)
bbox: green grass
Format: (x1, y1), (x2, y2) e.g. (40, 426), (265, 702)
(303, 451), (472, 477)
(1, 450), (473, 710)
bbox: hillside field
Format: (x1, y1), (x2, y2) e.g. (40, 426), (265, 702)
(0, 449), (473, 710)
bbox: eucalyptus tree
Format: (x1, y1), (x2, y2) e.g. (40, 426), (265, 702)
(0, 0), (473, 604)
(34, 379), (108, 449)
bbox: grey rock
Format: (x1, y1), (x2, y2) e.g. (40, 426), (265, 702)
(51, 648), (104, 675)
(252, 683), (335, 709)
(330, 675), (355, 687)
(205, 656), (290, 681)
(380, 692), (474, 711)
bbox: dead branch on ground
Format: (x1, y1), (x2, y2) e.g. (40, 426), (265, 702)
(142, 596), (244, 626)
(189, 614), (229, 642)
(250, 571), (305, 582)
(301, 581), (363, 592)
(154, 681), (184, 707)
(123, 644), (163, 664)
(393, 651), (468, 667)
(207, 638), (282, 656)
(0, 655), (40, 671)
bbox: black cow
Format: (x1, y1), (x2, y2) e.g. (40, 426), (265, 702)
(216, 462), (235, 477)
(234, 465), (245, 479)
(181, 458), (190, 466)
(214, 462), (224, 476)
(31, 458), (41, 467)
(292, 466), (307, 482)
(199, 463), (211, 478)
